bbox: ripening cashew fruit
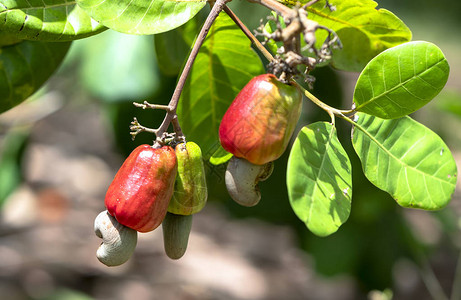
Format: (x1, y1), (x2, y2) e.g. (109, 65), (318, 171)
(162, 212), (193, 260)
(219, 73), (303, 165)
(105, 145), (177, 233)
(225, 156), (274, 207)
(94, 210), (138, 267)
(168, 141), (208, 215)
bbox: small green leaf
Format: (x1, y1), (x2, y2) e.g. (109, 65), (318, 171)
(354, 41), (449, 119)
(287, 122), (352, 237)
(209, 145), (232, 165)
(264, 12), (284, 55)
(77, 0), (205, 35)
(304, 0), (412, 71)
(0, 0), (106, 41)
(352, 112), (457, 210)
(177, 12), (264, 157)
(0, 40), (71, 113)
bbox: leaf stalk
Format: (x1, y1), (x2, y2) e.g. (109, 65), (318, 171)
(296, 82), (353, 124)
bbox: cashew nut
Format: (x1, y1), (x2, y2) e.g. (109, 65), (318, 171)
(162, 212), (193, 260)
(225, 156), (274, 207)
(94, 210), (138, 267)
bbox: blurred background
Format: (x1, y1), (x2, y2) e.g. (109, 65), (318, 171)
(1, 0), (461, 299)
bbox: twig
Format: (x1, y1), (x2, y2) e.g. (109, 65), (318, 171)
(130, 117), (157, 141)
(171, 116), (185, 143)
(149, 0), (230, 144)
(450, 249), (461, 300)
(133, 101), (170, 111)
(420, 259), (450, 300)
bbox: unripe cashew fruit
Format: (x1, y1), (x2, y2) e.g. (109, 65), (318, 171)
(162, 212), (193, 260)
(168, 142), (208, 215)
(225, 156), (274, 207)
(219, 74), (302, 165)
(94, 210), (138, 267)
(105, 145), (177, 233)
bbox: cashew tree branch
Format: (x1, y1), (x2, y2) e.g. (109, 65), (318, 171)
(152, 0), (231, 146)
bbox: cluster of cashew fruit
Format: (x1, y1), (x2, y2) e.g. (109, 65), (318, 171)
(94, 142), (207, 266)
(220, 73), (302, 207)
(94, 72), (301, 266)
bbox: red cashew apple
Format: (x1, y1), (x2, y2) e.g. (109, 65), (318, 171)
(219, 74), (303, 165)
(105, 145), (177, 233)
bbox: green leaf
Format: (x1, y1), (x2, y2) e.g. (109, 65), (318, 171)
(287, 122), (352, 237)
(0, 32), (22, 47)
(305, 0), (412, 72)
(353, 41), (449, 119)
(77, 0), (205, 35)
(0, 0), (106, 41)
(352, 112), (457, 210)
(0, 40), (71, 114)
(154, 14), (200, 76)
(177, 12), (265, 157)
(77, 30), (160, 102)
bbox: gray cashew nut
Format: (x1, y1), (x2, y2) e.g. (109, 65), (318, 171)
(162, 212), (193, 260)
(225, 156), (274, 207)
(94, 210), (138, 267)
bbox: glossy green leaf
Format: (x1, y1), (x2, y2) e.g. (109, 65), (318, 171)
(352, 112), (457, 210)
(177, 12), (264, 157)
(77, 30), (160, 102)
(354, 41), (449, 119)
(77, 0), (205, 35)
(154, 14), (200, 76)
(287, 122), (352, 237)
(304, 0), (412, 72)
(0, 32), (22, 47)
(0, 40), (71, 113)
(209, 145), (232, 165)
(0, 0), (105, 41)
